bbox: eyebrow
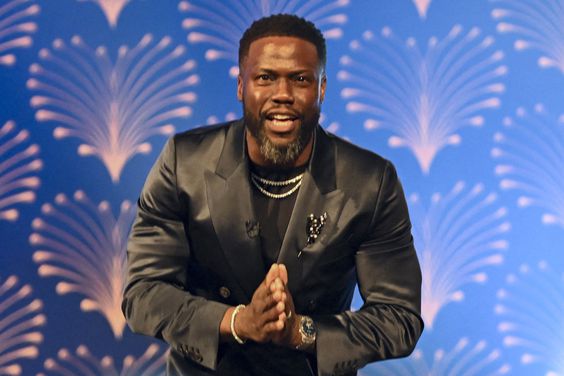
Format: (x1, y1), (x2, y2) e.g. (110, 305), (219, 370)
(255, 68), (315, 75)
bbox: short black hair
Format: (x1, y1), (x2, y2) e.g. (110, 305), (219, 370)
(239, 14), (326, 70)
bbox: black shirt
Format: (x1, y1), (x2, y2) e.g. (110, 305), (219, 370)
(249, 162), (307, 270)
(242, 162), (316, 375)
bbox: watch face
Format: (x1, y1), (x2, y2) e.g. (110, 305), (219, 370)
(303, 321), (315, 336)
(302, 317), (316, 337)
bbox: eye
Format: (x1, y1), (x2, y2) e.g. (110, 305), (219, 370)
(293, 74), (312, 84)
(258, 74), (273, 81)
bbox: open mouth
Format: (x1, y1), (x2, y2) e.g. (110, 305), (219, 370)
(265, 113), (299, 132)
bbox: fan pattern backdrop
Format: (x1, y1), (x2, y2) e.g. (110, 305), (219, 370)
(0, 0), (562, 375)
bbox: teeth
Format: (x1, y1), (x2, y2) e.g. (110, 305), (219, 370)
(271, 114), (293, 120)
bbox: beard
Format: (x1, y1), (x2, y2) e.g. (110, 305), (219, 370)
(244, 106), (319, 167)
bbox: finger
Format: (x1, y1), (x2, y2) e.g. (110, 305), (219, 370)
(269, 283), (285, 301)
(265, 308), (286, 332)
(271, 289), (283, 302)
(278, 311), (287, 321)
(265, 264), (279, 286)
(264, 300), (285, 319)
(270, 277), (285, 293)
(276, 300), (285, 313)
(276, 277), (284, 290)
(253, 284), (279, 313)
(263, 319), (285, 333)
(258, 291), (275, 312)
(254, 279), (270, 303)
(280, 287), (295, 315)
(277, 279), (291, 301)
(278, 264), (288, 285)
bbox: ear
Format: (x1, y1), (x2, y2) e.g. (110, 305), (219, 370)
(237, 73), (243, 102)
(319, 74), (327, 103)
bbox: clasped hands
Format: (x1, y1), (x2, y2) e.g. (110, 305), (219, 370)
(223, 264), (300, 347)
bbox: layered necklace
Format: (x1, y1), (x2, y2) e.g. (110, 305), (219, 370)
(250, 172), (304, 199)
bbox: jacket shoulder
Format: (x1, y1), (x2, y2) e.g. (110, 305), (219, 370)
(173, 121), (232, 146)
(326, 132), (391, 175)
(168, 120), (240, 165)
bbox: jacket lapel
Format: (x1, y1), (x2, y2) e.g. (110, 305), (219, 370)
(205, 120), (265, 301)
(278, 127), (346, 294)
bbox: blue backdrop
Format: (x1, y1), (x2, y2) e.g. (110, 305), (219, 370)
(1, 0), (563, 375)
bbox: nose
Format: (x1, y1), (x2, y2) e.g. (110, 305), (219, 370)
(271, 78), (294, 104)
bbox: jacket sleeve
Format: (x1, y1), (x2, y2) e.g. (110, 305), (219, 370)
(314, 161), (423, 376)
(121, 137), (229, 370)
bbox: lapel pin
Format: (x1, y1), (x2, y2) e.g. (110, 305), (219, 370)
(299, 212), (328, 257)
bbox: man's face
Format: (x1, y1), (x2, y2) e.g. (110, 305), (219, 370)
(238, 36), (326, 167)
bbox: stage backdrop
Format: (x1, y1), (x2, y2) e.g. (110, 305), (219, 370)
(1, 0), (563, 375)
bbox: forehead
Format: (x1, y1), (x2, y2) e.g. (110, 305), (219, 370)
(243, 36), (320, 71)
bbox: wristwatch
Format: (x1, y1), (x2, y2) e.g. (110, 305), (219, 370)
(297, 315), (316, 349)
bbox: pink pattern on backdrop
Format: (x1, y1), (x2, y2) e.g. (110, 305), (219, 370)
(179, 0), (349, 77)
(319, 113), (341, 135)
(491, 0), (564, 74)
(37, 344), (167, 376)
(0, 0), (39, 66)
(27, 34), (198, 183)
(0, 121), (42, 222)
(495, 261), (564, 375)
(492, 104), (564, 228)
(409, 182), (510, 328)
(29, 191), (136, 339)
(412, 0), (432, 19)
(205, 111), (238, 126)
(0, 275), (45, 376)
(339, 25), (506, 174)
(364, 338), (510, 375)
(78, 0), (131, 28)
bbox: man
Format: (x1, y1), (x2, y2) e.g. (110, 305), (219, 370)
(122, 14), (423, 376)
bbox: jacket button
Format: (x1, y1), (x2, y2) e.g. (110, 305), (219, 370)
(219, 286), (231, 299)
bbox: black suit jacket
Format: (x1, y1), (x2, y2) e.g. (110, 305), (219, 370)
(122, 120), (423, 376)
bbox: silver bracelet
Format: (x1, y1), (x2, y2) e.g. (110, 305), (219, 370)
(230, 304), (246, 344)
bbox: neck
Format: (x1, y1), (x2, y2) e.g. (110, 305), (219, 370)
(245, 130), (314, 168)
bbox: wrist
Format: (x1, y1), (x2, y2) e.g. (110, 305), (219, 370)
(290, 314), (302, 347)
(295, 315), (316, 352)
(219, 307), (235, 341)
(231, 304), (247, 344)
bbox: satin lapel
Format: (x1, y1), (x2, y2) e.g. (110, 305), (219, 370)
(277, 174), (344, 294)
(277, 127), (344, 294)
(205, 121), (264, 300)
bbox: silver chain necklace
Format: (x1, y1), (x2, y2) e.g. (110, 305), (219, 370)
(251, 172), (304, 186)
(250, 172), (304, 199)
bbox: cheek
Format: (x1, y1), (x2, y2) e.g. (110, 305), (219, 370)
(303, 96), (322, 111)
(299, 88), (321, 105)
(247, 91), (267, 110)
(243, 95), (266, 118)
